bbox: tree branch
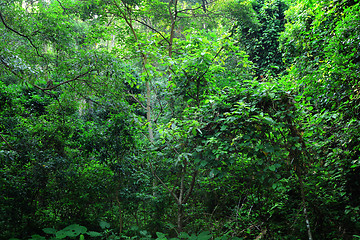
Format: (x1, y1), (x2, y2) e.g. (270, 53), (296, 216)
(33, 69), (97, 91)
(183, 170), (198, 204)
(0, 57), (23, 79)
(148, 158), (180, 204)
(127, 91), (146, 109)
(135, 19), (171, 45)
(0, 10), (44, 58)
(196, 45), (224, 82)
(68, 82), (101, 105)
(0, 132), (14, 150)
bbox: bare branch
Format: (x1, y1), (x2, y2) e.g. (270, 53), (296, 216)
(135, 19), (171, 45)
(183, 170), (198, 204)
(0, 57), (23, 80)
(0, 10), (44, 58)
(148, 157), (180, 204)
(127, 91), (146, 109)
(195, 45), (225, 82)
(33, 69), (97, 91)
(68, 82), (101, 105)
(0, 132), (14, 150)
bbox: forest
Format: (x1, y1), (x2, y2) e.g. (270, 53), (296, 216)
(0, 0), (359, 239)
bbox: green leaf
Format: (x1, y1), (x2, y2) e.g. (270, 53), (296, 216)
(200, 160), (207, 167)
(269, 165), (276, 171)
(86, 231), (102, 237)
(56, 224), (87, 239)
(55, 230), (69, 239)
(192, 128), (197, 136)
(43, 228), (57, 235)
(197, 231), (212, 240)
(28, 235), (46, 240)
(99, 220), (110, 229)
(263, 117), (275, 124)
(179, 232), (190, 239)
(156, 232), (167, 239)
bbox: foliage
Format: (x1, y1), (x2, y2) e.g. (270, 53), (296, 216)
(1, 0), (360, 239)
(0, 83), (139, 239)
(230, 0), (289, 77)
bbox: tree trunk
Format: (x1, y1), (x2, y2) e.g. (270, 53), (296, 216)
(114, 0), (154, 142)
(146, 80), (154, 142)
(177, 203), (183, 233)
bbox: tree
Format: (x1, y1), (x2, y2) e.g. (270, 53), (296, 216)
(2, 0), (360, 239)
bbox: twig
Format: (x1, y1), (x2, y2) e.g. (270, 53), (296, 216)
(0, 10), (44, 58)
(148, 158), (180, 203)
(196, 45), (225, 81)
(0, 132), (13, 150)
(127, 91), (146, 109)
(255, 228), (267, 240)
(135, 19), (170, 45)
(68, 82), (101, 105)
(183, 170), (198, 203)
(33, 69), (97, 91)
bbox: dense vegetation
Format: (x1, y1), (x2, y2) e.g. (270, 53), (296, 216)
(0, 0), (359, 239)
